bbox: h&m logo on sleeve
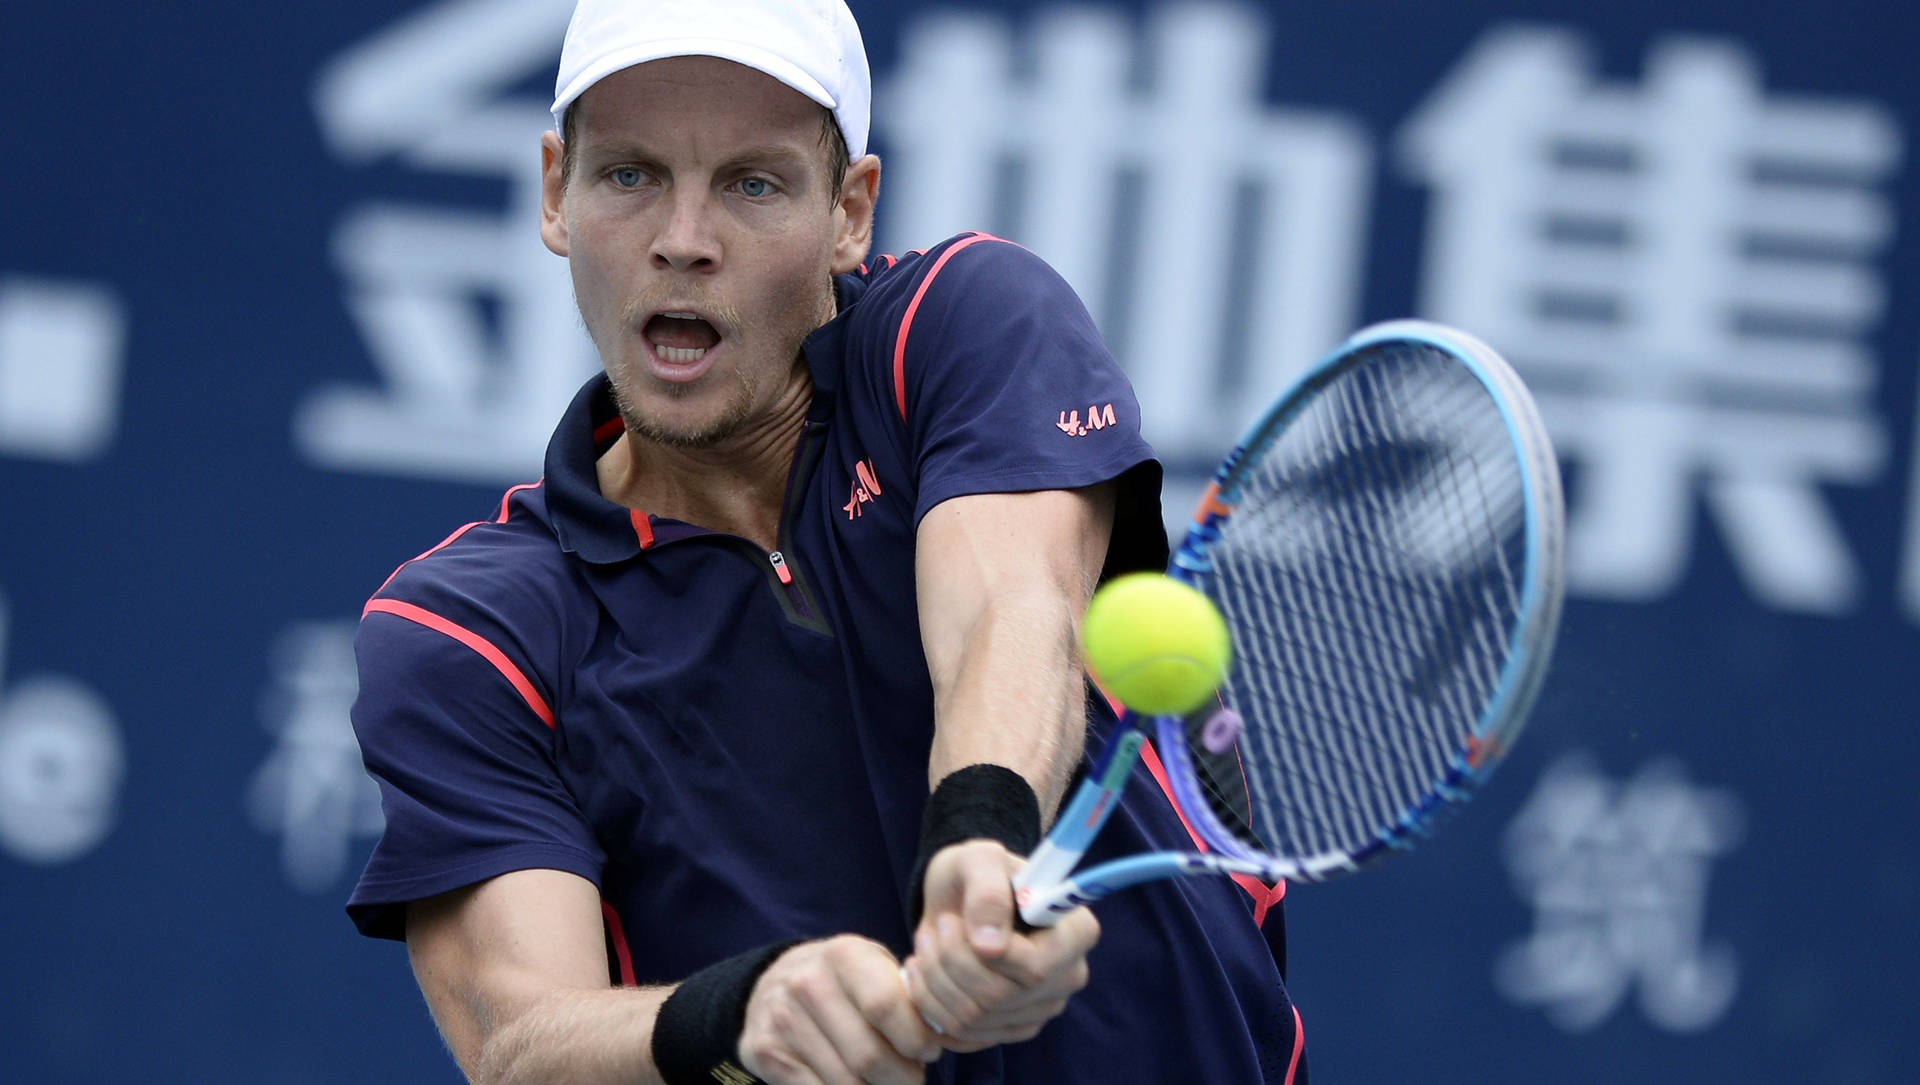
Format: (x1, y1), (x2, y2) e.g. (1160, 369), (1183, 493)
(1057, 403), (1118, 438)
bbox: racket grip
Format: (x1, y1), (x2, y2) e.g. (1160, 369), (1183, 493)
(1015, 878), (1087, 927)
(1015, 837), (1081, 893)
(1011, 835), (1083, 930)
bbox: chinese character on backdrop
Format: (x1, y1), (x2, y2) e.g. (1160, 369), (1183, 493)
(1496, 753), (1746, 1033)
(297, 0), (595, 484)
(0, 276), (125, 463)
(877, 2), (1372, 467)
(1400, 27), (1902, 615)
(248, 622), (384, 894)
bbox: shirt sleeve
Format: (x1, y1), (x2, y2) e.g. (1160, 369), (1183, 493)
(895, 236), (1162, 527)
(345, 602), (603, 941)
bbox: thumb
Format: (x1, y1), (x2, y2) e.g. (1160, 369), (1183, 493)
(957, 843), (1016, 955)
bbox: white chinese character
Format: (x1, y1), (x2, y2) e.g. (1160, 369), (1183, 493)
(0, 276), (126, 463)
(1398, 27), (1902, 614)
(876, 2), (1373, 467)
(296, 0), (595, 483)
(1496, 753), (1745, 1033)
(248, 622), (384, 894)
(0, 592), (125, 865)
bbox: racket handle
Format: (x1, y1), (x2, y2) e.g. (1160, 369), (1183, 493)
(1016, 877), (1094, 927)
(1010, 834), (1088, 929)
(1010, 718), (1151, 929)
(1015, 837), (1080, 893)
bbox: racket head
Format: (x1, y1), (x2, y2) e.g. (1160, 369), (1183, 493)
(1163, 319), (1565, 881)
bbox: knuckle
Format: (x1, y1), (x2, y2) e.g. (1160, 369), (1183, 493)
(789, 971), (833, 1008)
(952, 999), (987, 1031)
(765, 1001), (801, 1036)
(1004, 957), (1045, 987)
(825, 933), (883, 968)
(739, 1034), (781, 1069)
(757, 972), (796, 1008)
(847, 1041), (890, 1077)
(853, 986), (894, 1021)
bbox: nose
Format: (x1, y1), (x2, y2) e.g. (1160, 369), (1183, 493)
(650, 189), (722, 273)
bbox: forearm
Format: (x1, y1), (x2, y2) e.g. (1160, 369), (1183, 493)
(473, 984), (672, 1085)
(916, 486), (1115, 823)
(926, 588), (1089, 821)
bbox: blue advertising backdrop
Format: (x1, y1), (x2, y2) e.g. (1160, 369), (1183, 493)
(2, 1), (1914, 1081)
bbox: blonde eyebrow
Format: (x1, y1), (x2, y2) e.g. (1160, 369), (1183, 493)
(574, 138), (813, 171)
(714, 145), (816, 173)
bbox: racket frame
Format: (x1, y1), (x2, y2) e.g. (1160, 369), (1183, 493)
(1014, 319), (1564, 925)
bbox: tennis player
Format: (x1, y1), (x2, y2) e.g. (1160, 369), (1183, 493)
(345, 1), (1304, 1081)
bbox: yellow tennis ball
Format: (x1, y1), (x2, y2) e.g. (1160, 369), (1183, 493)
(1081, 573), (1231, 716)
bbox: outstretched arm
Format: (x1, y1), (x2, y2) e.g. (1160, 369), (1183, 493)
(906, 484), (1114, 1049)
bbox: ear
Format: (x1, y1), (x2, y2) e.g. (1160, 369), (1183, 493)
(540, 130), (569, 258)
(830, 155), (881, 275)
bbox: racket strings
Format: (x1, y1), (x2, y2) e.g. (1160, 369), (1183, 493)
(1208, 343), (1531, 863)
(1266, 365), (1463, 847)
(1370, 358), (1520, 772)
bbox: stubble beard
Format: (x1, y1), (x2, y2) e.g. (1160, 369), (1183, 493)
(608, 364), (759, 450)
(605, 279), (835, 451)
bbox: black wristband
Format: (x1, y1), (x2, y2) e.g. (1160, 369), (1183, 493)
(651, 938), (805, 1085)
(907, 763), (1043, 924)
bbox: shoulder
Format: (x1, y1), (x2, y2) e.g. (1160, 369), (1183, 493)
(852, 232), (1073, 318)
(370, 484), (576, 614)
(359, 482), (589, 704)
(833, 233), (1105, 408)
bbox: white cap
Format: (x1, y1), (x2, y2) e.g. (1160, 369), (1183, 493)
(551, 0), (871, 159)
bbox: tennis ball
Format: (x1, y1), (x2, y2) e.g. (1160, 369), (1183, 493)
(1081, 573), (1231, 716)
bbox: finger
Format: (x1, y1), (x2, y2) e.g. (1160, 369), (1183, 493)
(837, 954), (942, 1068)
(738, 1003), (835, 1085)
(757, 1059), (831, 1085)
(796, 966), (926, 1085)
(743, 943), (904, 1085)
(898, 964), (944, 1037)
(955, 847), (1018, 957)
(925, 914), (1028, 1027)
(918, 991), (1069, 1053)
(905, 950), (1038, 1046)
(916, 842), (973, 920)
(905, 929), (983, 1036)
(947, 992), (1070, 1031)
(982, 907), (1100, 991)
(899, 958), (962, 1048)
(902, 958), (951, 1036)
(935, 912), (1025, 1007)
(943, 1018), (1056, 1048)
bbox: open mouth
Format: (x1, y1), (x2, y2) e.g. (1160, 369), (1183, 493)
(644, 312), (722, 364)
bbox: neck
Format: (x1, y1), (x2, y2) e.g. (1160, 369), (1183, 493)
(596, 369), (812, 551)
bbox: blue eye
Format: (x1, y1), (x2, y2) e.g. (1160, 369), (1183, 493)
(611, 167), (644, 187)
(738, 177), (773, 198)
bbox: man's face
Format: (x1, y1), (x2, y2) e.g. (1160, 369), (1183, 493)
(540, 56), (873, 449)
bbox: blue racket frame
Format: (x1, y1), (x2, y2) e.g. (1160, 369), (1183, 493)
(1013, 319), (1565, 924)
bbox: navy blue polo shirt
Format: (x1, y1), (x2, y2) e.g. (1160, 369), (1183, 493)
(348, 234), (1305, 1082)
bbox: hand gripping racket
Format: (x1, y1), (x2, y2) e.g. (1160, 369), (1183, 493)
(1012, 319), (1566, 925)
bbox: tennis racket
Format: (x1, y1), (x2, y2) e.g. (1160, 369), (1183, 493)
(1012, 318), (1565, 925)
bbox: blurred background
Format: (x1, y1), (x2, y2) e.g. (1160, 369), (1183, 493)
(2, 0), (1913, 1080)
